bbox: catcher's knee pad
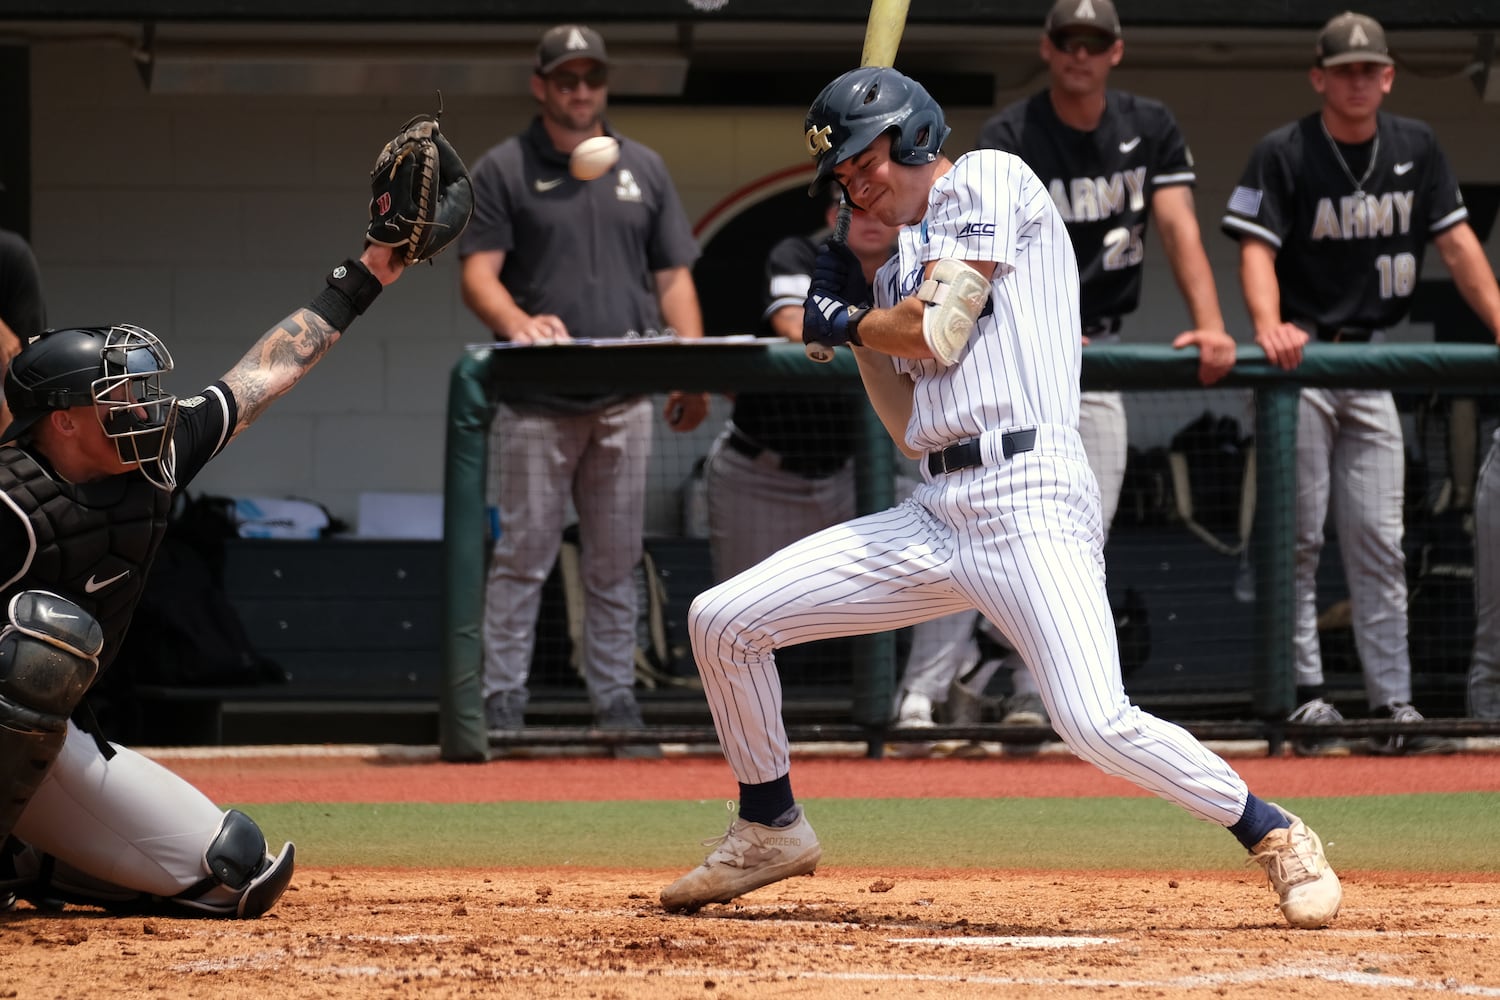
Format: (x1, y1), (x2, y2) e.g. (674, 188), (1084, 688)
(173, 810), (296, 918)
(0, 591), (103, 841)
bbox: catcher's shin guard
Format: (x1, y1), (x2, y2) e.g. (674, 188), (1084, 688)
(173, 809), (296, 918)
(6, 812), (294, 918)
(0, 591), (103, 842)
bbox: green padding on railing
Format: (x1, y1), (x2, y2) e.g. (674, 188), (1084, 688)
(1085, 343), (1500, 389)
(458, 340), (1500, 395)
(1252, 386), (1300, 719)
(440, 349), (495, 762)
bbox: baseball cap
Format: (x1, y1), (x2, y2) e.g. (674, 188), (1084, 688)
(1316, 12), (1393, 67)
(1045, 0), (1122, 40)
(535, 25), (609, 75)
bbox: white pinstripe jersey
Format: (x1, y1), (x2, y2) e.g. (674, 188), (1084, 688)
(873, 149), (1082, 453)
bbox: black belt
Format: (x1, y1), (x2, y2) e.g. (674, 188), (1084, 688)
(1082, 317), (1121, 338)
(726, 430), (843, 479)
(1315, 325), (1374, 343)
(926, 429), (1038, 476)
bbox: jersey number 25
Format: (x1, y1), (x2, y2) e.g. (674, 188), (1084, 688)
(1102, 224), (1146, 271)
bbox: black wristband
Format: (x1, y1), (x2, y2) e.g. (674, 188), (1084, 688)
(845, 306), (867, 347)
(306, 258), (383, 331)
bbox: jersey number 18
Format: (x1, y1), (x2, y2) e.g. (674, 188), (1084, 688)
(1375, 252), (1417, 299)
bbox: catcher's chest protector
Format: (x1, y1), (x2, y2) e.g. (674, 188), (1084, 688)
(0, 449), (171, 672)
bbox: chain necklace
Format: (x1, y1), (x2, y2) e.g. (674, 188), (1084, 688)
(1319, 117), (1379, 199)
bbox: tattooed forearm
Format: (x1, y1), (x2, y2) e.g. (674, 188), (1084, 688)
(223, 309), (342, 436)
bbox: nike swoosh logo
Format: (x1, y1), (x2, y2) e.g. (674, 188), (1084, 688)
(1394, 161), (1414, 176)
(84, 570), (130, 593)
(534, 177), (566, 192)
(1119, 136), (1142, 153)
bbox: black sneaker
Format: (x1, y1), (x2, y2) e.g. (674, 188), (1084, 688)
(597, 692), (662, 760)
(484, 690), (526, 732)
(1287, 698), (1352, 758)
(1368, 702), (1458, 756)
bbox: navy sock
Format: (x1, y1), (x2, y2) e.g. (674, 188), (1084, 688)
(738, 775), (796, 826)
(1230, 794), (1288, 851)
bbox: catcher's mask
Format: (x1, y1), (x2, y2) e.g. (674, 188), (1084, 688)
(1, 324), (179, 490)
(804, 67), (950, 201)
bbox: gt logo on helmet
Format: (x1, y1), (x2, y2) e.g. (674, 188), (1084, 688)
(805, 125), (833, 157)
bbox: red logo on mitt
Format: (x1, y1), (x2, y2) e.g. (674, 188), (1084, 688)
(376, 192), (392, 217)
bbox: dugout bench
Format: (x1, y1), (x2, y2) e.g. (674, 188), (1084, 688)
(131, 538), (446, 745)
(125, 534), (853, 746)
(119, 530), (1482, 749)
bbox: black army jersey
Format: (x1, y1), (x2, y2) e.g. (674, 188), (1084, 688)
(1220, 111), (1467, 332)
(978, 89), (1195, 326)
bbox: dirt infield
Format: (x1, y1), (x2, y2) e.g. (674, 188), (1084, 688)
(6, 749), (1500, 998)
(8, 867), (1500, 998)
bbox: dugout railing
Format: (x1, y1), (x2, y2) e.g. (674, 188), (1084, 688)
(438, 342), (1500, 762)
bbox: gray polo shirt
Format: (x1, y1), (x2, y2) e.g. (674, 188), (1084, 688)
(461, 117), (698, 338)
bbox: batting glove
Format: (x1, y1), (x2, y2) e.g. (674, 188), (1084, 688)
(803, 292), (866, 349)
(812, 242), (872, 306)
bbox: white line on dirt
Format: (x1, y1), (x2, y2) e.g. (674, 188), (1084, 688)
(889, 935), (1117, 948)
(528, 963), (1500, 993)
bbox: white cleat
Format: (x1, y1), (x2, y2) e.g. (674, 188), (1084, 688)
(893, 691), (936, 728)
(888, 691), (937, 757)
(660, 805), (822, 913)
(1248, 803), (1342, 929)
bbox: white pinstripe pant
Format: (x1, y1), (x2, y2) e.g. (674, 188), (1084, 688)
(689, 425), (1251, 827)
(896, 389), (1130, 704)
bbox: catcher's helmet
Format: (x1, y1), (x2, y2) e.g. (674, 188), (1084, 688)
(1, 324), (179, 489)
(804, 67), (950, 198)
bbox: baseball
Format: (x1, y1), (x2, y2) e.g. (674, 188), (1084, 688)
(569, 135), (620, 181)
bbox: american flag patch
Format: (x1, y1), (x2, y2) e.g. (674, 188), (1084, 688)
(1228, 185), (1263, 217)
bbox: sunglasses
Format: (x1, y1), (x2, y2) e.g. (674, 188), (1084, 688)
(1050, 32), (1115, 56)
(547, 66), (608, 93)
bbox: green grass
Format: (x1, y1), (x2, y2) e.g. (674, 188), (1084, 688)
(237, 793), (1500, 873)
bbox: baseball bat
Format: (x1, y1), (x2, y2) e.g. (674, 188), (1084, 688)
(805, 0), (912, 363)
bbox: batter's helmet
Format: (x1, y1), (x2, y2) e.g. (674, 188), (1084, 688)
(1, 324), (179, 489)
(803, 67), (950, 198)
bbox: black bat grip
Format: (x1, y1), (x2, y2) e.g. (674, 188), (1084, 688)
(804, 199), (852, 363)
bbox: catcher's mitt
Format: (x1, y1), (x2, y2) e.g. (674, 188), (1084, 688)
(368, 113), (474, 265)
